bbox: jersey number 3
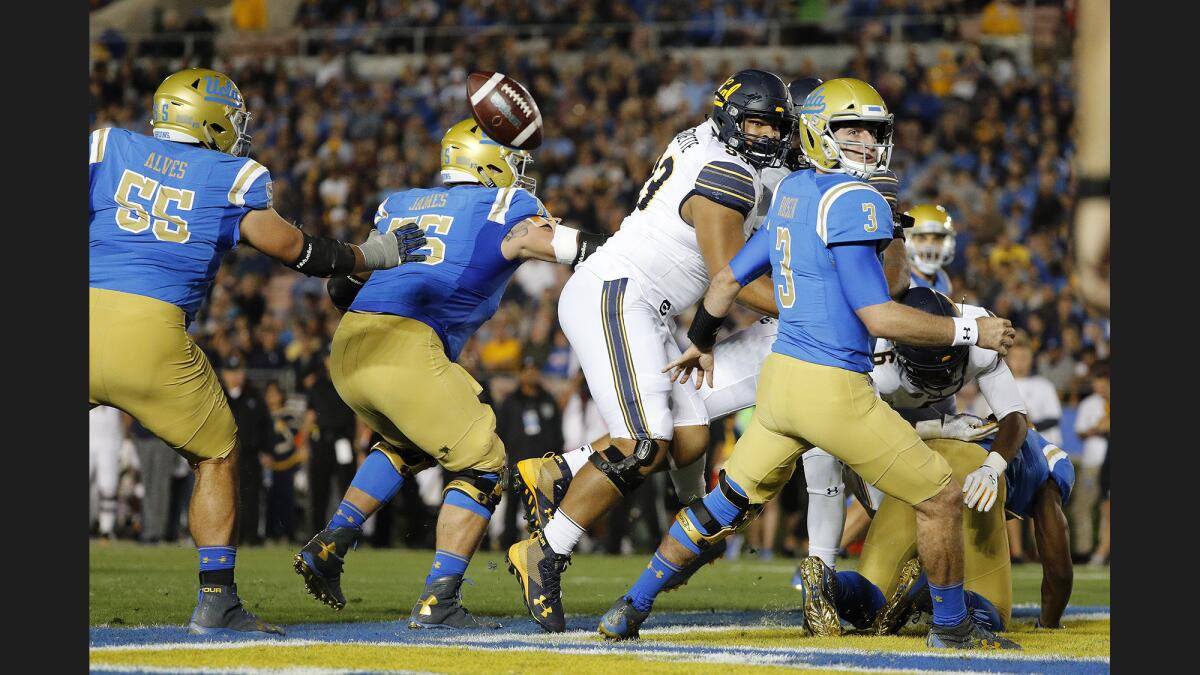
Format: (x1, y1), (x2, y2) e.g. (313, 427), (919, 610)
(386, 213), (454, 265)
(114, 169), (194, 244)
(775, 226), (796, 309)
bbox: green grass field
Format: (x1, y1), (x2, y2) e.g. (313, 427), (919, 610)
(90, 542), (1110, 674)
(89, 541), (1109, 626)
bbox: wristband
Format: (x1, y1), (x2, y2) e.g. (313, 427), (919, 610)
(687, 302), (725, 351)
(982, 451), (1008, 473)
(951, 317), (979, 346)
(550, 223), (581, 265)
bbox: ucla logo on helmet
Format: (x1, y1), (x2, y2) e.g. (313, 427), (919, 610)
(204, 77), (243, 108)
(801, 92), (825, 114)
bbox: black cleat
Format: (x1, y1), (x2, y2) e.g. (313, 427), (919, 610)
(293, 527), (360, 610)
(598, 595), (651, 640)
(409, 575), (502, 629)
(662, 540), (727, 592)
(513, 453), (573, 532)
(873, 557), (928, 635)
(186, 583), (284, 636)
(506, 531), (570, 632)
(927, 616), (1022, 650)
(796, 556), (842, 636)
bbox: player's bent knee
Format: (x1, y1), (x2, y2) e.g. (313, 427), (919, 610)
(442, 467), (505, 519)
(669, 470), (762, 553)
(440, 425), (506, 475)
(372, 440), (436, 478)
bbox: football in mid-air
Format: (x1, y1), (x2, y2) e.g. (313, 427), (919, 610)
(466, 71), (543, 150)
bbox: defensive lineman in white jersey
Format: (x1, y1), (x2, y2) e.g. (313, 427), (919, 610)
(507, 69), (797, 633)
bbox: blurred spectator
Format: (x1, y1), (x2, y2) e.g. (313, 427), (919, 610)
(131, 420), (179, 544)
(232, 0), (268, 31)
(1072, 360), (1109, 564)
(301, 351), (361, 532)
(561, 373), (606, 452)
(220, 353), (272, 546)
(980, 0), (1024, 36)
(495, 357), (564, 548)
(264, 381), (306, 543)
(1006, 331), (1064, 446)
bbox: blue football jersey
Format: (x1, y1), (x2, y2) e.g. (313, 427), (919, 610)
(730, 170), (893, 372)
(89, 128), (272, 321)
(911, 268), (952, 295)
(350, 185), (546, 361)
(978, 427), (1075, 518)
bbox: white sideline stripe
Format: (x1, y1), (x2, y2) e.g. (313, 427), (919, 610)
(470, 73), (506, 105)
(90, 635), (1110, 665)
(90, 667), (433, 675)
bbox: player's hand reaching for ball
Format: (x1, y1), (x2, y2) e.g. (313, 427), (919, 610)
(358, 223), (428, 270)
(975, 316), (1016, 356)
(664, 344), (715, 390)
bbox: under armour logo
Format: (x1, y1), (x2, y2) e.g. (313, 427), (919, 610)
(825, 487), (839, 496)
(418, 594), (438, 616)
(655, 570), (664, 579)
(961, 326), (972, 341)
(317, 540), (337, 561)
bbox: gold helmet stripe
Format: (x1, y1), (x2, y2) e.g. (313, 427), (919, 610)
(228, 159), (268, 206)
(815, 182), (879, 244)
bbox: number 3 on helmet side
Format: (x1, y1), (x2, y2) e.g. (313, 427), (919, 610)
(775, 226), (796, 309)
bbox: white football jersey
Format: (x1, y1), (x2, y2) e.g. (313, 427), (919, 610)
(579, 121), (762, 317)
(870, 303), (1028, 422)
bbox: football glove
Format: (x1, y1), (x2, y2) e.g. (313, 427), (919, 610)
(962, 451), (1007, 512)
(941, 413), (999, 442)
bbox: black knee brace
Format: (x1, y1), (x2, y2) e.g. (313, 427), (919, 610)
(443, 467), (505, 510)
(587, 439), (659, 495)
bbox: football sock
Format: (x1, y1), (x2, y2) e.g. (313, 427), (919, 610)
(834, 571), (885, 628)
(929, 580), (968, 627)
(542, 509), (584, 555)
(198, 546), (236, 586)
(668, 475), (747, 554)
(426, 549), (470, 585)
(327, 500), (367, 531)
(347, 449), (405, 503)
(626, 551), (682, 612)
(561, 444), (594, 478)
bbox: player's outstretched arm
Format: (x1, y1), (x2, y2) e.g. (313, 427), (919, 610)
(687, 195), (778, 317)
(882, 238), (911, 299)
(499, 215), (608, 267)
(1032, 481), (1073, 628)
(239, 208), (426, 276)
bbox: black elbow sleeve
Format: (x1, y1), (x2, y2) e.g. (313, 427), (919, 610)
(573, 231), (610, 269)
(288, 233), (358, 277)
(328, 274), (367, 311)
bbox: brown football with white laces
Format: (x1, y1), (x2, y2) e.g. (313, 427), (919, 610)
(466, 71), (543, 150)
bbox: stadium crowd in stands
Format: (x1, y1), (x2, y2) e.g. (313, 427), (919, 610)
(88, 1), (1109, 567)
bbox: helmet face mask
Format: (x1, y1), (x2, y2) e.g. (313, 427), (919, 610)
(710, 69), (798, 169)
(894, 346), (970, 398)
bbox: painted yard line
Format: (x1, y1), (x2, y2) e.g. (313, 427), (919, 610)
(91, 667), (431, 675)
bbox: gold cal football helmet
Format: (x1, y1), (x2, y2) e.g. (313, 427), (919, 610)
(904, 203), (956, 275)
(796, 78), (893, 179)
(150, 68), (252, 157)
(440, 119), (535, 193)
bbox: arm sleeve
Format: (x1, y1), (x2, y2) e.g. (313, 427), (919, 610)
(693, 161), (757, 217)
(975, 356), (1030, 421)
(820, 183), (894, 246)
(831, 242), (892, 310)
(729, 227), (773, 286)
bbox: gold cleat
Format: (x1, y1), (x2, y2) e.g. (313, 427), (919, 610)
(513, 453), (572, 532)
(873, 557), (926, 636)
(797, 556), (843, 637)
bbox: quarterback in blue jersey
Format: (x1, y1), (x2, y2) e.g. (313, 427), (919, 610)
(904, 203), (955, 294)
(292, 118), (606, 629)
(599, 79), (1019, 650)
(89, 68), (425, 637)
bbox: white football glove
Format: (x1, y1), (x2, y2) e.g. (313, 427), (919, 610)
(962, 451), (1007, 512)
(941, 413), (999, 442)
